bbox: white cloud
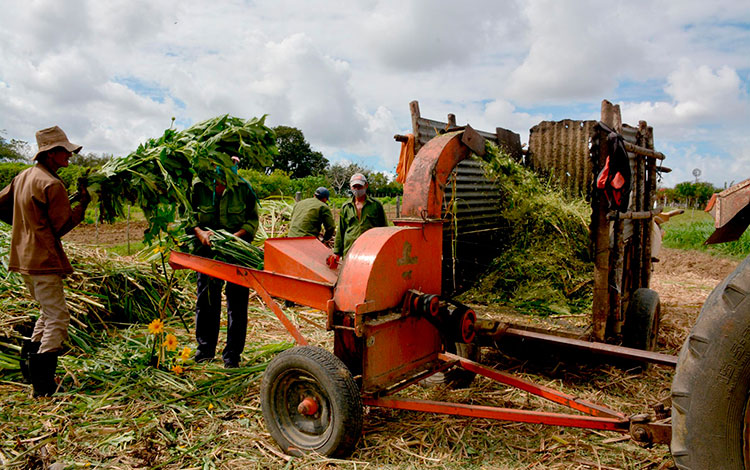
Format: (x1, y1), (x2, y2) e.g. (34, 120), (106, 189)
(362, 0), (523, 71)
(0, 0), (748, 186)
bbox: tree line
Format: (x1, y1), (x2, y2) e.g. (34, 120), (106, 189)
(657, 181), (719, 208)
(0, 126), (403, 197)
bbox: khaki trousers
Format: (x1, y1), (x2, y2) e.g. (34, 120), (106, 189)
(22, 274), (70, 353)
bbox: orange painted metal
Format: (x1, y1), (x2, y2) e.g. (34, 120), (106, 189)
(361, 397), (630, 432)
(361, 351), (630, 432)
(168, 251), (333, 311)
(361, 313), (442, 393)
(334, 222), (443, 315)
(401, 130), (475, 219)
(439, 353), (626, 419)
(264, 237), (338, 284)
(168, 251), (323, 345)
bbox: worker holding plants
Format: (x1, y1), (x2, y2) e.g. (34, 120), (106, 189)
(331, 173), (387, 265)
(188, 156), (259, 368)
(288, 186), (335, 243)
(0, 126), (90, 397)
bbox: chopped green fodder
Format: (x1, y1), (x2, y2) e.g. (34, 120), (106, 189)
(0, 223), (188, 362)
(461, 143), (593, 315)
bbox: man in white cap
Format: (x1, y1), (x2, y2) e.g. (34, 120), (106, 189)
(0, 125), (90, 397)
(331, 173), (387, 264)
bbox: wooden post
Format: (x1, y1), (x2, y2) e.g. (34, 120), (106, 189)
(126, 205), (131, 255)
(410, 100), (422, 154)
(642, 123), (656, 287)
(591, 124), (610, 341)
(631, 122), (647, 290)
(447, 113), (457, 128)
(591, 100), (620, 341)
(396, 195), (401, 218)
(295, 191), (302, 202)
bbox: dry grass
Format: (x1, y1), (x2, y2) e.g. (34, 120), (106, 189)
(1, 293), (680, 470)
(2, 240), (723, 469)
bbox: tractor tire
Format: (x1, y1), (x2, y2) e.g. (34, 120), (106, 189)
(671, 255), (750, 470)
(261, 346), (363, 457)
(622, 288), (661, 351)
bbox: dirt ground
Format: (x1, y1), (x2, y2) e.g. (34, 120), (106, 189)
(64, 220), (149, 246)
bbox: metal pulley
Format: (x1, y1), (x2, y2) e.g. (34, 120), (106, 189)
(449, 307), (476, 344)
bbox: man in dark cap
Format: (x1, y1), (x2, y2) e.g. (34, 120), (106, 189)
(0, 125), (90, 397)
(288, 186), (335, 243)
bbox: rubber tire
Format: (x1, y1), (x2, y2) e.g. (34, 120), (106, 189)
(442, 342), (479, 389)
(622, 288), (661, 351)
(671, 255), (750, 469)
(261, 346), (363, 457)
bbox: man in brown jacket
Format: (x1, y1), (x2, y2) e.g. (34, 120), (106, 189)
(0, 126), (90, 397)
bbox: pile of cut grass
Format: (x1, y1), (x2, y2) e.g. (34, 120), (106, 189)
(0, 223), (188, 364)
(462, 143), (593, 316)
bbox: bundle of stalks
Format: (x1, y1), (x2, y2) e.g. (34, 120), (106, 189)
(90, 114), (277, 244)
(463, 143), (593, 316)
(256, 197), (294, 241)
(170, 229), (265, 269)
(0, 223), (188, 367)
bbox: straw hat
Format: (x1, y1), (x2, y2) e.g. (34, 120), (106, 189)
(34, 126), (82, 160)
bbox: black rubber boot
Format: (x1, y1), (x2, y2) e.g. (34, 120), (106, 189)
(20, 340), (41, 384)
(28, 351), (59, 397)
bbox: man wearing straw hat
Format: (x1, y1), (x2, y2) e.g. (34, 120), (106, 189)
(0, 125), (90, 397)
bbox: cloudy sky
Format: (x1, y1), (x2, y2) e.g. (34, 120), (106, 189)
(1, 0), (748, 188)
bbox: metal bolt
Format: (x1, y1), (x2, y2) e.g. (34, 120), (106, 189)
(632, 426), (650, 443)
(297, 397), (319, 416)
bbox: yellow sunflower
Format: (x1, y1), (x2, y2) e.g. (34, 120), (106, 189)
(165, 334), (178, 351)
(148, 318), (164, 335)
(171, 364), (184, 375)
(179, 346), (192, 361)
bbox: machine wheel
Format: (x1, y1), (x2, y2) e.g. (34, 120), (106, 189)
(622, 288), (661, 351)
(260, 346), (363, 457)
(671, 255), (750, 469)
(442, 342), (479, 389)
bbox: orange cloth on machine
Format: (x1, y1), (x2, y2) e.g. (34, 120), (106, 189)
(395, 134), (415, 184)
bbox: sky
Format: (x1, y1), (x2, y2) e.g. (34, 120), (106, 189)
(0, 0), (749, 188)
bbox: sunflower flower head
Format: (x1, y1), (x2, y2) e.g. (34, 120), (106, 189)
(171, 364), (184, 375)
(179, 346), (192, 361)
(148, 318), (164, 335)
(165, 334), (178, 351)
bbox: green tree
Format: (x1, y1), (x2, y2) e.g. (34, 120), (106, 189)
(326, 162), (369, 195)
(673, 181), (718, 207)
(70, 152), (112, 168)
(269, 126), (328, 178)
(0, 131), (30, 162)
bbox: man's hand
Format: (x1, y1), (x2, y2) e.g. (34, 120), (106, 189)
(195, 227), (213, 246)
(233, 229), (247, 239)
(79, 187), (91, 206)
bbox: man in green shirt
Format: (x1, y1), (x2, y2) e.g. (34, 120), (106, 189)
(332, 173), (387, 264)
(188, 157), (259, 368)
(288, 187), (335, 242)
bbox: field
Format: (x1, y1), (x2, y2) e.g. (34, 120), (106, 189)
(0, 215), (744, 469)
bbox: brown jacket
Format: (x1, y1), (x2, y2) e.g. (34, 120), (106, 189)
(0, 164), (85, 275)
